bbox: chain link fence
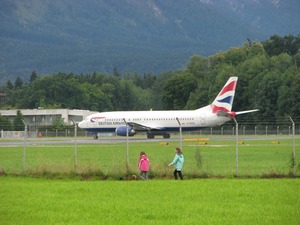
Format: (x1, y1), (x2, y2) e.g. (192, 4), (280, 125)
(1, 124), (299, 139)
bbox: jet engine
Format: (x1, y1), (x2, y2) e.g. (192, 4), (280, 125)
(115, 126), (136, 136)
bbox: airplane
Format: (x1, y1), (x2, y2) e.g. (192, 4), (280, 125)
(78, 77), (259, 139)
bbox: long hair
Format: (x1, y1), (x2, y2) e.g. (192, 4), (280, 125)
(175, 148), (183, 154)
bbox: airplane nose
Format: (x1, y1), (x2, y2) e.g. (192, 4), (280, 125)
(78, 120), (85, 128)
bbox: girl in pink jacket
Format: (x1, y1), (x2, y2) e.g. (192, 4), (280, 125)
(138, 151), (149, 180)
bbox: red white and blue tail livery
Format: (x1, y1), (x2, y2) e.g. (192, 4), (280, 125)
(79, 77), (259, 139)
(211, 77), (237, 114)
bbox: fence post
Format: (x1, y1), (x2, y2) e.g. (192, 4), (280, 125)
(123, 118), (130, 172)
(176, 118), (182, 150)
(22, 120), (27, 173)
(233, 118), (238, 177)
(289, 117), (296, 175)
(71, 120), (77, 173)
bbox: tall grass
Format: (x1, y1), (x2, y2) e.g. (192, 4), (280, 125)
(0, 137), (299, 179)
(0, 177), (299, 225)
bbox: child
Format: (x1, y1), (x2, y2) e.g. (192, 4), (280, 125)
(138, 151), (149, 180)
(168, 147), (184, 180)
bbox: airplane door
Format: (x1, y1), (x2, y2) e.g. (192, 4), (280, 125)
(199, 117), (205, 126)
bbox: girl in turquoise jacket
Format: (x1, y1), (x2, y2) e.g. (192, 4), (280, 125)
(168, 148), (184, 180)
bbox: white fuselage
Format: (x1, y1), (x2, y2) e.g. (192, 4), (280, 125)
(78, 105), (231, 133)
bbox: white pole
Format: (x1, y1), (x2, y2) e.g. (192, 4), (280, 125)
(71, 119), (77, 172)
(289, 117), (296, 175)
(233, 118), (238, 177)
(176, 118), (182, 150)
(22, 120), (27, 173)
(123, 118), (129, 171)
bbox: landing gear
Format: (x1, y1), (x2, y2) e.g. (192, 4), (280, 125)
(163, 133), (170, 139)
(93, 134), (98, 139)
(147, 131), (170, 139)
(147, 133), (155, 139)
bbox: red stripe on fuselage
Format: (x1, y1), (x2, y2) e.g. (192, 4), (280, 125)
(211, 105), (230, 114)
(91, 117), (106, 121)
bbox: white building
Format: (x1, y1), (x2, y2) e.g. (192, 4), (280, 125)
(0, 109), (97, 128)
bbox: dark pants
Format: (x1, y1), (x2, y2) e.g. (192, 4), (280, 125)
(139, 171), (148, 180)
(173, 169), (183, 180)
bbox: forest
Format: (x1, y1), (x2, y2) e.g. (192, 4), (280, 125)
(1, 34), (300, 129)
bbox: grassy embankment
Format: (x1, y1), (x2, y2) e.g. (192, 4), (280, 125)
(0, 137), (298, 178)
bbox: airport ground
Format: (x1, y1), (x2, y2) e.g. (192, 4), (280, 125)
(1, 133), (299, 146)
(1, 134), (299, 224)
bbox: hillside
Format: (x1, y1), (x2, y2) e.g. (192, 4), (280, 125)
(0, 0), (299, 84)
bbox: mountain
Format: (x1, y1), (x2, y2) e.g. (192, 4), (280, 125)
(0, 0), (299, 84)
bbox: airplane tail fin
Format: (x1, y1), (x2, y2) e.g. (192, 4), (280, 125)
(211, 77), (238, 114)
(210, 77), (259, 118)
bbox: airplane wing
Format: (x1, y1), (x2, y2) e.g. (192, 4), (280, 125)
(127, 122), (161, 131)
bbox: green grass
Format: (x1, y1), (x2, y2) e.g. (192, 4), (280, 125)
(0, 177), (299, 225)
(0, 137), (299, 178)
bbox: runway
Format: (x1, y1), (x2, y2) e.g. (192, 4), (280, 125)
(0, 135), (298, 147)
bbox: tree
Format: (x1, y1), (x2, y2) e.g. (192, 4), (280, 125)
(262, 35), (285, 57)
(277, 71), (300, 119)
(14, 77), (23, 89)
(185, 85), (209, 109)
(271, 53), (293, 73)
(186, 55), (210, 80)
(148, 71), (174, 110)
(142, 73), (156, 89)
(253, 73), (280, 121)
(294, 52), (300, 68)
(262, 34), (300, 57)
(6, 80), (13, 90)
(0, 114), (12, 131)
(113, 66), (120, 78)
(30, 71), (38, 83)
(162, 71), (198, 110)
(82, 82), (113, 111)
(283, 34), (300, 56)
(52, 117), (66, 131)
(120, 80), (135, 110)
(13, 110), (25, 131)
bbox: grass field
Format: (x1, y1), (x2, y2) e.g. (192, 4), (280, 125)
(0, 136), (299, 178)
(0, 137), (299, 224)
(0, 177), (299, 225)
